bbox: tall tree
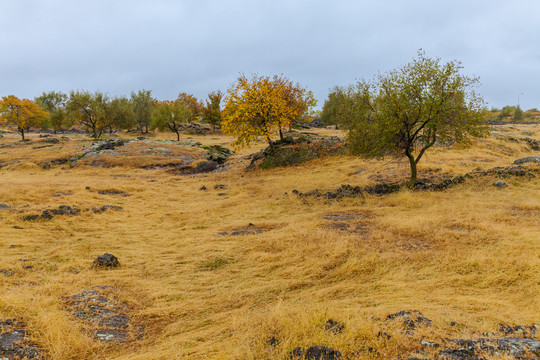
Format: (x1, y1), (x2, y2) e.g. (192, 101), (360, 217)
(202, 90), (223, 130)
(222, 74), (316, 150)
(150, 101), (191, 141)
(332, 50), (487, 183)
(0, 95), (48, 140)
(176, 92), (203, 123)
(104, 96), (136, 132)
(35, 91), (70, 133)
(67, 91), (109, 139)
(131, 89), (155, 134)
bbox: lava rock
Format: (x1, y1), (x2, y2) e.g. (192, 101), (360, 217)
(324, 319), (345, 334)
(514, 156), (540, 165)
(292, 346), (342, 360)
(93, 253), (119, 268)
(493, 180), (508, 188)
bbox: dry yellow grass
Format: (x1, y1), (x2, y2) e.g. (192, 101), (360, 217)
(0, 124), (539, 359)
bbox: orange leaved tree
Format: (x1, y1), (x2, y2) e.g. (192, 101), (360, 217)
(0, 95), (48, 140)
(222, 74), (316, 150)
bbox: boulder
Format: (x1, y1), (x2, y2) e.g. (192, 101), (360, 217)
(93, 253), (119, 268)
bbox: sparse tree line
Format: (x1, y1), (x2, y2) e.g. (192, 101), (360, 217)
(1, 51), (498, 183)
(0, 89), (224, 140)
(488, 105), (540, 121)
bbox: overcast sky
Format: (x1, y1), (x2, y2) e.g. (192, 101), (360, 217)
(1, 0), (539, 110)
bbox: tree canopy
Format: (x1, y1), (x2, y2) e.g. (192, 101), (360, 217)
(67, 91), (109, 138)
(150, 101), (191, 141)
(35, 91), (69, 133)
(202, 90), (223, 130)
(329, 51), (487, 183)
(222, 74), (316, 148)
(131, 90), (156, 133)
(0, 95), (47, 140)
(176, 92), (203, 123)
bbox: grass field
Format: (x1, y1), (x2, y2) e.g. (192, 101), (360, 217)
(0, 124), (539, 359)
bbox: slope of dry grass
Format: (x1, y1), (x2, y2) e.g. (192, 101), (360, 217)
(0, 124), (539, 359)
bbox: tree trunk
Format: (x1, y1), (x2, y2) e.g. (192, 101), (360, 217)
(279, 128), (284, 142)
(19, 128), (25, 141)
(145, 125), (148, 133)
(406, 150), (418, 184)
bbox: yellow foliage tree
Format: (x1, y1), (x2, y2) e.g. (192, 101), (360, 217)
(0, 95), (48, 140)
(222, 74), (316, 149)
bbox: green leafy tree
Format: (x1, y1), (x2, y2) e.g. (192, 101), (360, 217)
(202, 90), (223, 130)
(333, 50), (487, 184)
(35, 91), (70, 133)
(104, 96), (136, 132)
(150, 101), (191, 141)
(513, 106), (524, 121)
(67, 91), (109, 138)
(131, 89), (156, 134)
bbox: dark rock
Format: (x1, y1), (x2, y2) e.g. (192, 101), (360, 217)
(94, 329), (129, 342)
(42, 162), (51, 169)
(0, 319), (41, 359)
(304, 346), (342, 360)
(268, 336), (278, 347)
(386, 310), (432, 330)
(324, 319), (345, 334)
(514, 156), (540, 165)
(97, 189), (130, 196)
(323, 213), (362, 221)
(199, 186), (207, 191)
(99, 315), (130, 329)
(0, 269), (14, 277)
(93, 253), (119, 268)
(438, 348), (480, 359)
(493, 180), (508, 188)
(95, 140), (125, 151)
(217, 193), (227, 197)
(214, 184), (227, 189)
(90, 205), (123, 214)
(0, 204), (11, 209)
(201, 144), (234, 164)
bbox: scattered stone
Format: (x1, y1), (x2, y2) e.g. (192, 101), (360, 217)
(0, 319), (41, 359)
(95, 140), (125, 151)
(0, 204), (11, 210)
(96, 189), (130, 197)
(291, 346), (342, 359)
(513, 156), (540, 165)
(324, 319), (345, 334)
(214, 184), (227, 189)
(22, 205), (80, 221)
(95, 329), (129, 343)
(499, 323), (538, 337)
(323, 213), (362, 221)
(0, 269), (14, 277)
(89, 205), (123, 214)
(199, 186), (207, 191)
(42, 162), (51, 169)
(93, 253), (119, 268)
(493, 180), (508, 188)
(386, 310), (432, 331)
(268, 336), (278, 347)
(200, 144), (234, 164)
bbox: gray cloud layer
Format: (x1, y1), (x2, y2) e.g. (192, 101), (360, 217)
(1, 0), (539, 109)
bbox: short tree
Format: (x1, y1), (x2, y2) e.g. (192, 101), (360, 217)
(150, 101), (191, 141)
(222, 74), (316, 149)
(67, 91), (109, 138)
(202, 90), (223, 130)
(35, 91), (70, 133)
(176, 92), (203, 123)
(513, 106), (524, 121)
(131, 89), (156, 134)
(0, 95), (47, 140)
(333, 51), (487, 183)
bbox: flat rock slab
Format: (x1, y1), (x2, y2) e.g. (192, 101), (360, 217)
(64, 286), (136, 343)
(0, 319), (41, 359)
